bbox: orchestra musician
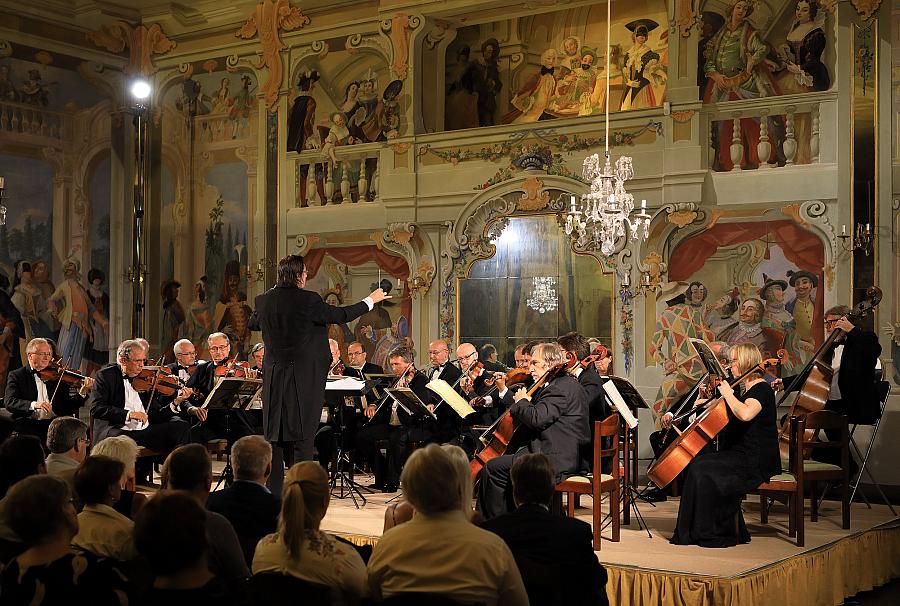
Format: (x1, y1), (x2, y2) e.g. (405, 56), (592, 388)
(248, 254), (387, 495)
(90, 339), (193, 465)
(773, 305), (882, 472)
(3, 337), (93, 443)
(424, 339), (462, 445)
(558, 333), (610, 472)
(344, 341), (383, 379)
(670, 342), (780, 547)
(356, 346), (430, 492)
(477, 342), (589, 519)
(249, 342), (265, 373)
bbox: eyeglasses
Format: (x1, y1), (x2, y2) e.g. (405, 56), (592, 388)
(209, 345), (229, 353)
(28, 352), (52, 358)
(129, 358), (148, 364)
(348, 351), (364, 357)
(824, 318), (839, 326)
(175, 351), (197, 357)
(428, 350), (447, 355)
(461, 351), (477, 359)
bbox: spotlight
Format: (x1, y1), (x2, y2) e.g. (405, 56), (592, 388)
(130, 79), (151, 101)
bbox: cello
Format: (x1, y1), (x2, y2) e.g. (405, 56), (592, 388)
(775, 285), (881, 459)
(647, 353), (782, 489)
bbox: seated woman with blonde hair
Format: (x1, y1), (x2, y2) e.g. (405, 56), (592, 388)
(252, 462), (366, 601)
(90, 435), (146, 519)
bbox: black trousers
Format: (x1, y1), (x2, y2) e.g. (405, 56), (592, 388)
(267, 441), (296, 496)
(477, 448), (528, 519)
(189, 410), (255, 446)
(11, 417), (51, 447)
(110, 417), (191, 453)
(356, 423), (406, 486)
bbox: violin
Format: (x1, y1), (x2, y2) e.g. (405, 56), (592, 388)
(130, 366), (186, 396)
(459, 361), (484, 394)
(38, 358), (90, 387)
(329, 359), (345, 376)
(215, 359), (256, 378)
(470, 367), (532, 408)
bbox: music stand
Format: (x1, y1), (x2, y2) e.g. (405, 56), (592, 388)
(602, 376), (651, 535)
(325, 377), (374, 508)
(204, 376), (263, 490)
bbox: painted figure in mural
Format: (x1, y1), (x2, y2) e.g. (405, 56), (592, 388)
(353, 73), (387, 143)
(20, 69), (50, 106)
(381, 79), (403, 139)
(507, 48), (558, 124)
(11, 261), (53, 344)
(286, 70), (319, 153)
(215, 261), (254, 359)
(0, 64), (20, 102)
(697, 12), (726, 92)
(187, 277), (212, 360)
(785, 269), (819, 363)
(84, 268), (110, 373)
(557, 36), (582, 75)
(474, 38), (502, 127)
(716, 298), (770, 359)
(775, 0), (829, 164)
(703, 288), (740, 339)
(229, 74), (254, 139)
(340, 81), (363, 128)
(445, 46), (479, 131)
(322, 112), (356, 166)
(48, 259), (92, 371)
(649, 281), (716, 425)
(324, 289), (354, 361)
(212, 77), (232, 113)
(371, 319), (407, 370)
(0, 273), (24, 396)
(161, 280), (186, 364)
(30, 259), (58, 337)
(620, 20), (664, 111)
(759, 275), (801, 375)
(176, 76), (208, 117)
(703, 0), (780, 170)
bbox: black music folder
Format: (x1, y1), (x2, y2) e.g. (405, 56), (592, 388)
(202, 377), (263, 411)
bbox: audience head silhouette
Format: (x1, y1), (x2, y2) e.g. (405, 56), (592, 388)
(75, 455), (126, 507)
(135, 491), (208, 576)
(280, 461), (330, 559)
(401, 443), (469, 515)
(162, 444), (213, 499)
(232, 435), (272, 483)
(5, 475), (77, 546)
(0, 435), (46, 498)
(511, 453), (555, 507)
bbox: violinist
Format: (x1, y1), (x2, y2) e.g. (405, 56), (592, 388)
(163, 339), (214, 435)
(558, 333), (609, 472)
(773, 305), (881, 472)
(456, 343), (497, 422)
(344, 341), (383, 379)
(670, 343), (780, 547)
(477, 343), (588, 519)
(423, 339), (462, 445)
(249, 342), (265, 373)
(90, 339), (191, 461)
(356, 346), (430, 492)
(4, 338), (94, 443)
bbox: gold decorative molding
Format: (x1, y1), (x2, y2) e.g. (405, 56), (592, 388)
(235, 0), (310, 109)
(388, 225), (414, 246)
(87, 22), (176, 75)
(517, 177), (550, 211)
(386, 13), (411, 80)
(850, 0), (882, 21)
(666, 208), (698, 228)
(780, 203), (809, 226)
(673, 0), (696, 38)
(390, 142), (411, 154)
(670, 109), (695, 123)
(823, 264), (834, 290)
(640, 251), (666, 290)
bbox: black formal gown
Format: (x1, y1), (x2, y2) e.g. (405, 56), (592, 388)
(671, 381), (781, 547)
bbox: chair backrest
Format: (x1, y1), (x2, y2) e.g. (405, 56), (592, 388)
(593, 413), (619, 480)
(248, 572), (335, 606)
(794, 410), (849, 469)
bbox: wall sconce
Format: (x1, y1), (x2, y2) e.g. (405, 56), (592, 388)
(406, 275), (428, 299)
(838, 223), (875, 256)
(124, 264), (148, 284)
(253, 258), (277, 282)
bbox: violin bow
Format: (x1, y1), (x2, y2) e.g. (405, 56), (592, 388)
(46, 357), (70, 410)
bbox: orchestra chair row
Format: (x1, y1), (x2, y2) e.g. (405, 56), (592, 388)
(553, 414), (620, 550)
(757, 411), (851, 548)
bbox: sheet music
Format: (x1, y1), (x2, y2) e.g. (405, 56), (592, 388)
(602, 381), (639, 429)
(689, 338), (727, 378)
(426, 379), (476, 419)
(325, 377), (367, 391)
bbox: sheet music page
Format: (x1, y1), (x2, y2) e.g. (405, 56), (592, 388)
(325, 377), (367, 391)
(602, 381), (639, 429)
(426, 379), (476, 418)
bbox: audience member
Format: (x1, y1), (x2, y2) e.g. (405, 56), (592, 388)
(72, 455), (137, 561)
(252, 462), (366, 600)
(207, 435), (280, 565)
(367, 443), (528, 605)
(134, 492), (236, 605)
(481, 453), (609, 605)
(91, 435), (147, 519)
(45, 416), (89, 476)
(0, 475), (129, 605)
(0, 435), (46, 561)
(162, 444), (250, 585)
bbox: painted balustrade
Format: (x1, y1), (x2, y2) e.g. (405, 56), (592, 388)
(0, 100), (70, 141)
(290, 142), (381, 206)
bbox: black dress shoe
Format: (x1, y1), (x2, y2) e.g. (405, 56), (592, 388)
(383, 483), (398, 493)
(368, 482), (385, 490)
(642, 487), (667, 502)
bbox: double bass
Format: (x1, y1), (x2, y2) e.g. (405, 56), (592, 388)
(647, 353), (782, 489)
(775, 286), (881, 459)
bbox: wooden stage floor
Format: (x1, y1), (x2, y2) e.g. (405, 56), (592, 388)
(315, 473), (900, 606)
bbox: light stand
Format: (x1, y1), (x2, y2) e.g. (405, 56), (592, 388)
(129, 78), (151, 338)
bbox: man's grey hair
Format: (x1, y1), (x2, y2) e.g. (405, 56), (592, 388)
(401, 443), (466, 515)
(250, 343), (264, 356)
(25, 338), (51, 355)
(46, 417), (88, 454)
(231, 435), (272, 481)
(117, 339), (144, 361)
(173, 339), (194, 355)
(91, 435), (140, 471)
(207, 332), (229, 344)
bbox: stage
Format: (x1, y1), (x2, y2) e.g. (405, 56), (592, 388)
(317, 477), (900, 606)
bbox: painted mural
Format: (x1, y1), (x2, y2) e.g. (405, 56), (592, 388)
(701, 0), (833, 170)
(647, 220), (825, 421)
(158, 65), (258, 362)
(442, 2), (668, 131)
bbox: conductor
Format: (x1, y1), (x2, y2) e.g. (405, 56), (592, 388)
(250, 254), (389, 493)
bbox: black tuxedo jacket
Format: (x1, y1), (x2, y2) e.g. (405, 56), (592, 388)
(89, 363), (180, 442)
(480, 503), (608, 606)
(343, 362), (384, 380)
(783, 327), (882, 424)
(206, 480), (280, 566)
(428, 363), (464, 435)
(510, 373), (589, 479)
(249, 285), (370, 442)
(4, 365), (86, 418)
(166, 360), (214, 397)
(368, 371), (431, 427)
(578, 366), (609, 421)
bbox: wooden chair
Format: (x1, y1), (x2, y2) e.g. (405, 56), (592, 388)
(553, 413), (620, 550)
(801, 410), (850, 529)
(758, 415), (805, 547)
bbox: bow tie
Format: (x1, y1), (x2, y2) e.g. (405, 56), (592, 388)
(541, 66), (554, 76)
(31, 367), (41, 376)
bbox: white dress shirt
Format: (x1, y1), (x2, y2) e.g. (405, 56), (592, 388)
(30, 372), (54, 420)
(122, 376), (149, 431)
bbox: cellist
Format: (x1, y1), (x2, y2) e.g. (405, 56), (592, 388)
(670, 343), (780, 547)
(773, 305), (881, 473)
(476, 342), (589, 519)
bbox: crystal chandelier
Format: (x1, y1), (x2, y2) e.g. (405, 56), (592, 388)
(564, 0), (651, 256)
(526, 276), (558, 314)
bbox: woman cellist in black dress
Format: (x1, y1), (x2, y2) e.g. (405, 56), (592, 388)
(671, 342), (781, 547)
